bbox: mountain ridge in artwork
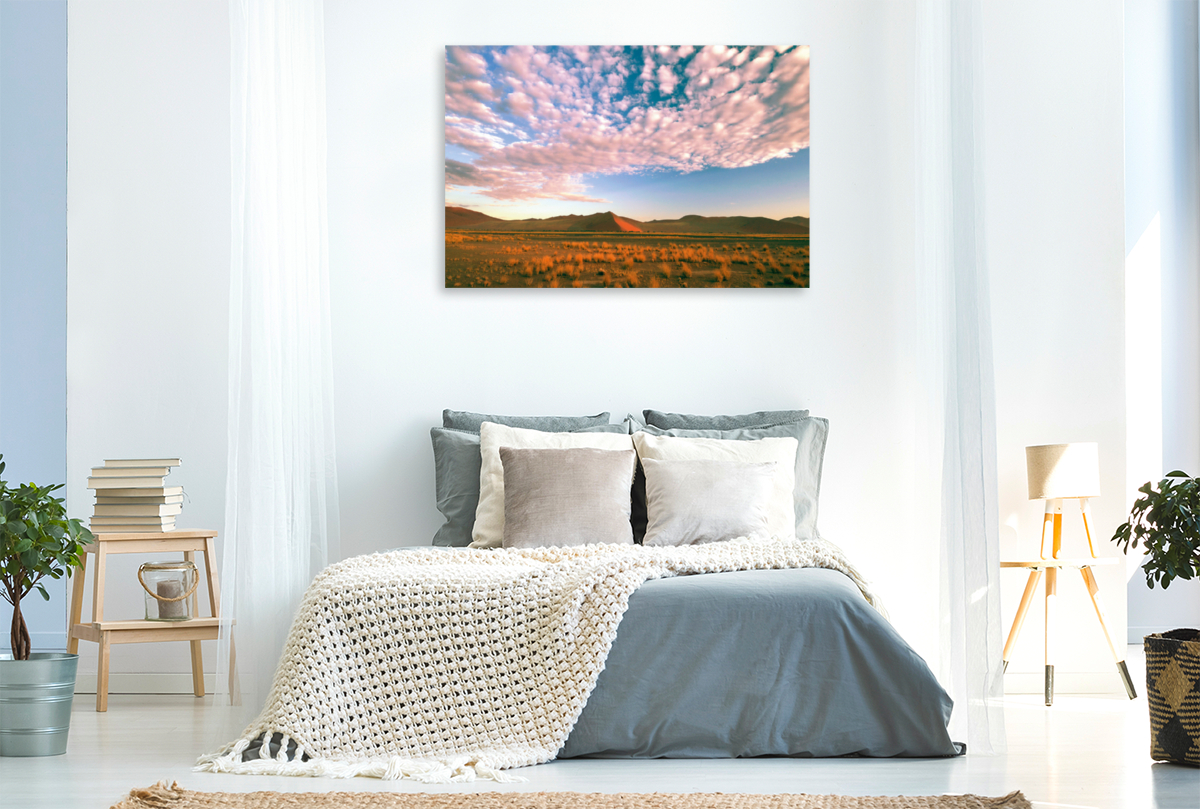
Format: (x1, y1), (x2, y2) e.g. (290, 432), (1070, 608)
(445, 207), (807, 235)
(445, 206), (503, 228)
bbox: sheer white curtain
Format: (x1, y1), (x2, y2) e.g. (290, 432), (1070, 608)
(216, 0), (339, 719)
(914, 0), (1007, 754)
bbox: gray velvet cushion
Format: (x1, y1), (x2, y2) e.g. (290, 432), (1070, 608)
(641, 458), (776, 546)
(641, 417), (829, 540)
(431, 422), (629, 547)
(473, 423), (635, 549)
(500, 447), (637, 548)
(443, 409), (611, 433)
(642, 409), (810, 430)
(431, 427), (484, 547)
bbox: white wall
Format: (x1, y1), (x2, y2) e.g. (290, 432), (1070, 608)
(324, 0), (938, 646)
(65, 0), (1132, 693)
(1123, 0), (1200, 641)
(985, 0), (1131, 690)
(66, 0), (230, 688)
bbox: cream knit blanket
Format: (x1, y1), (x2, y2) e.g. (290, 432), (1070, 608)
(196, 536), (877, 782)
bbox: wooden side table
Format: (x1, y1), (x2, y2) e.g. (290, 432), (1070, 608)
(1001, 556), (1136, 706)
(67, 530), (234, 711)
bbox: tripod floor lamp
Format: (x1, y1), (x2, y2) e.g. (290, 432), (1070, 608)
(1001, 442), (1138, 705)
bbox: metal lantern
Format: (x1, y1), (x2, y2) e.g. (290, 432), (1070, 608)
(138, 560), (198, 621)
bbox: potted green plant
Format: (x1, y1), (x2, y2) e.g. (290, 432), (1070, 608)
(1112, 470), (1200, 767)
(0, 453), (93, 756)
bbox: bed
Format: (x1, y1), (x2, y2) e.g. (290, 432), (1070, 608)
(562, 567), (958, 759)
(199, 408), (961, 781)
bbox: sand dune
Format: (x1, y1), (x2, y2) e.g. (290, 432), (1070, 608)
(567, 211), (643, 232)
(445, 207), (806, 235)
(445, 206), (503, 229)
(641, 214), (807, 235)
(779, 216), (810, 234)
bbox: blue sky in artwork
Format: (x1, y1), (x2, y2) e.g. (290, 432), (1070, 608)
(584, 150), (809, 221)
(445, 46), (810, 222)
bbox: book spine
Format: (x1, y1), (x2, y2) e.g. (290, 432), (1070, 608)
(92, 504), (182, 517)
(90, 467), (170, 478)
(94, 497), (184, 506)
(93, 487), (184, 497)
(103, 459), (182, 468)
(88, 477), (169, 489)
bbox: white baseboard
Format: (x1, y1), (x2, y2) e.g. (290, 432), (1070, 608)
(1004, 671), (1127, 695)
(85, 671), (1125, 697)
(74, 671), (218, 695)
(28, 632), (67, 652)
(75, 672), (1132, 697)
(1128, 625), (1191, 643)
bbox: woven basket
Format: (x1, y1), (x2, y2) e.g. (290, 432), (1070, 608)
(1145, 629), (1200, 766)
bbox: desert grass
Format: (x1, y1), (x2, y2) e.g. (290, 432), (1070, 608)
(445, 232), (809, 289)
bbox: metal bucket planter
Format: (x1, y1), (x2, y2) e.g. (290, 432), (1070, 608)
(0, 652), (79, 756)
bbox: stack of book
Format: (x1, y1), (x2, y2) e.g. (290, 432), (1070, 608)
(87, 459), (184, 533)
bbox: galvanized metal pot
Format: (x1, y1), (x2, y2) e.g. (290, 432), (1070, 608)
(0, 652), (79, 756)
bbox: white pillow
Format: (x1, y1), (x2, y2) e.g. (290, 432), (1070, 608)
(632, 431), (798, 541)
(641, 458), (777, 546)
(470, 422), (635, 549)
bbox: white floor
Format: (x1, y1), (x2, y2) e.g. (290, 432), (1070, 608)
(2, 646), (1196, 809)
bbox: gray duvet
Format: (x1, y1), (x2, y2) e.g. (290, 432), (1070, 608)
(559, 567), (960, 759)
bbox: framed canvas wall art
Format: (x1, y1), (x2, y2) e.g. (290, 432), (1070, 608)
(445, 46), (809, 288)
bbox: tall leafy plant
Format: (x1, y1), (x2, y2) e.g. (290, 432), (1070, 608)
(1112, 470), (1200, 590)
(0, 454), (93, 660)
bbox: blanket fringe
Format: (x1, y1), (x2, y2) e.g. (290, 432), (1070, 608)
(196, 537), (879, 782)
(194, 744), (527, 783)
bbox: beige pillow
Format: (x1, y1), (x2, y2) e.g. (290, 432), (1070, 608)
(501, 447), (637, 548)
(641, 458), (777, 546)
(632, 431), (798, 540)
(471, 422), (635, 548)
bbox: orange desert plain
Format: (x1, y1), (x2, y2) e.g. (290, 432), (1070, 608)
(445, 207), (810, 289)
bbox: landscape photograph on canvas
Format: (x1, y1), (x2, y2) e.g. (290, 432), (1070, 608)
(445, 46), (810, 288)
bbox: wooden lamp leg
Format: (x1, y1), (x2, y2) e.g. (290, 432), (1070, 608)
(1050, 500), (1063, 559)
(1080, 498), (1098, 558)
(1080, 566), (1137, 699)
(1003, 568), (1044, 673)
(1039, 501), (1054, 559)
(1045, 566), (1057, 706)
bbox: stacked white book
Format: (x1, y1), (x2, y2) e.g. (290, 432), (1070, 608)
(87, 459), (183, 533)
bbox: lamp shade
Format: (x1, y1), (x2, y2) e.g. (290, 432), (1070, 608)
(1026, 443), (1101, 500)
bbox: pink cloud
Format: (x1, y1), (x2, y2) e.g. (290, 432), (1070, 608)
(444, 46), (809, 202)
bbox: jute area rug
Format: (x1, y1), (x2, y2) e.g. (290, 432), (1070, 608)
(111, 782), (1031, 809)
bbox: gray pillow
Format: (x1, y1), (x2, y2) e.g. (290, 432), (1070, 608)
(642, 409), (810, 430)
(443, 409), (611, 433)
(500, 447), (636, 549)
(641, 458), (776, 546)
(431, 427), (483, 547)
(641, 417), (828, 540)
(431, 422), (631, 547)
